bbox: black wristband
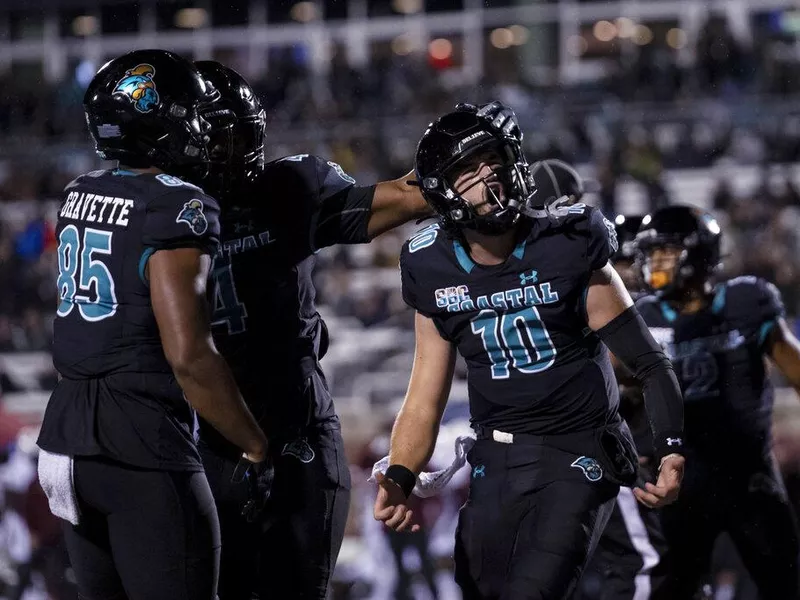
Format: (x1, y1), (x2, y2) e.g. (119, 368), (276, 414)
(654, 432), (684, 463)
(385, 464), (417, 498)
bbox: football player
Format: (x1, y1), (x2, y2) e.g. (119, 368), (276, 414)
(184, 63), (514, 599)
(586, 213), (674, 599)
(373, 105), (685, 598)
(634, 205), (800, 598)
(36, 50), (267, 600)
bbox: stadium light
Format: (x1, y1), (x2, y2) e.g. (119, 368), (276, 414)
(593, 20), (617, 43)
(175, 8), (208, 29)
(567, 35), (588, 57)
(391, 34), (417, 56)
(428, 38), (453, 61)
(392, 0), (422, 14)
(633, 24), (653, 45)
(509, 25), (529, 46)
(666, 28), (687, 50)
(291, 2), (319, 23)
(616, 17), (636, 39)
(72, 15), (98, 36)
(490, 28), (514, 50)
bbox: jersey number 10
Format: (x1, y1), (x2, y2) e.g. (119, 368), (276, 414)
(56, 225), (117, 322)
(471, 307), (557, 378)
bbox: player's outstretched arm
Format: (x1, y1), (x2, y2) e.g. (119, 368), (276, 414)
(374, 311), (456, 532)
(149, 247), (268, 463)
(366, 171), (432, 240)
(586, 262), (685, 508)
(767, 317), (800, 393)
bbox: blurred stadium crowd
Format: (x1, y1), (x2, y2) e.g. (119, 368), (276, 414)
(5, 8), (800, 600)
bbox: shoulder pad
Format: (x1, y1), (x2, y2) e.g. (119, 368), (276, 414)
(154, 173), (204, 192)
(63, 170), (106, 191)
(404, 223), (442, 255)
(275, 154), (313, 164)
(399, 224), (445, 315)
(273, 154), (357, 187)
(718, 276), (784, 323)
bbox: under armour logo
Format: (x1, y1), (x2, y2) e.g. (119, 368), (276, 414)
(666, 437), (683, 446)
(519, 270), (538, 285)
(472, 465), (486, 478)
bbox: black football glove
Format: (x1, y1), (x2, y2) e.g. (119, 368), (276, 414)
(456, 100), (521, 141)
(232, 455), (275, 523)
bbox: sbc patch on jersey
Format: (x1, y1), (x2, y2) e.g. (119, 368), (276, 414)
(435, 285), (469, 308)
(176, 199), (208, 235)
(571, 455), (603, 482)
(327, 161), (356, 184)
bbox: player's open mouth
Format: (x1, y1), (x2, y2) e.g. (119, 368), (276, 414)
(480, 178), (507, 213)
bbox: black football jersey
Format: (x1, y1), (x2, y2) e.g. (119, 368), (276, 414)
(206, 154), (374, 432)
(38, 169), (220, 469)
(400, 204), (621, 434)
(636, 276), (785, 456)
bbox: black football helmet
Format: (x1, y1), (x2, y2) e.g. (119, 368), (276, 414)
(634, 205), (721, 297)
(415, 104), (536, 235)
(194, 60), (266, 196)
(84, 49), (218, 176)
(529, 159), (584, 206)
(612, 214), (644, 263)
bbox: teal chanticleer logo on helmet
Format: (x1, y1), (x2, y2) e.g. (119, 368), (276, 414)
(113, 64), (160, 113)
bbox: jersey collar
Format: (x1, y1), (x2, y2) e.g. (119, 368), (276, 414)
(452, 235), (528, 275)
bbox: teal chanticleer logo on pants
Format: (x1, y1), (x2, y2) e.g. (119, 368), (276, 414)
(571, 456), (603, 482)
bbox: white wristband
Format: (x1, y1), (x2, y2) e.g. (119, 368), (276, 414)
(659, 453), (682, 471)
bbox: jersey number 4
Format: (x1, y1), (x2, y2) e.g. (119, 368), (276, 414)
(56, 225), (117, 322)
(211, 263), (248, 334)
(471, 307), (557, 379)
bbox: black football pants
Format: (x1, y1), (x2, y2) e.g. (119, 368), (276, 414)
(63, 455), (220, 600)
(454, 436), (617, 600)
(660, 453), (800, 600)
(200, 424), (351, 600)
(590, 479), (672, 599)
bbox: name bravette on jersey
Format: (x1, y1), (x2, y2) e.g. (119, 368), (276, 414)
(59, 190), (134, 228)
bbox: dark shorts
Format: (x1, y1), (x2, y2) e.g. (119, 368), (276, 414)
(63, 455), (220, 600)
(454, 436), (618, 600)
(200, 424), (351, 600)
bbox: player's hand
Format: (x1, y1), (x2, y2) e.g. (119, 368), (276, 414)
(233, 454), (275, 522)
(634, 454), (684, 508)
(243, 449), (266, 463)
(373, 471), (420, 533)
(455, 101), (521, 140)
